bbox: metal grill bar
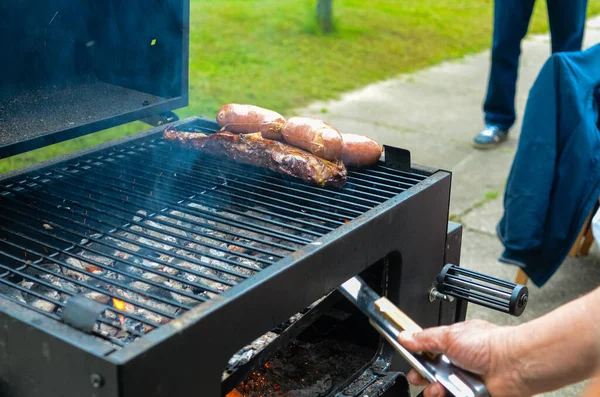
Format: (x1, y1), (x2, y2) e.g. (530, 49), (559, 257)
(9, 184), (272, 270)
(31, 181), (284, 264)
(84, 160), (341, 233)
(147, 144), (379, 211)
(0, 201), (240, 289)
(153, 141), (407, 199)
(152, 145), (385, 206)
(0, 192), (252, 280)
(88, 158), (353, 226)
(0, 258), (155, 335)
(0, 232), (196, 312)
(46, 169), (299, 253)
(55, 167), (314, 246)
(0, 246), (173, 326)
(0, 210), (228, 295)
(0, 118), (429, 348)
(0, 275), (139, 346)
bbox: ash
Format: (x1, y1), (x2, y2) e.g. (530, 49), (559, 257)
(234, 339), (374, 397)
(0, 197), (326, 346)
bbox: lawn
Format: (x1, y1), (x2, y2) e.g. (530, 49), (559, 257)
(2, 0), (599, 172)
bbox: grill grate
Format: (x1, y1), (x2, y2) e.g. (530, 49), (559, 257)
(0, 118), (427, 347)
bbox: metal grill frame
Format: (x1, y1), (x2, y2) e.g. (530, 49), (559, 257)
(0, 116), (454, 397)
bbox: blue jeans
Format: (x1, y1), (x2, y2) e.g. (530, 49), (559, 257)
(483, 0), (589, 130)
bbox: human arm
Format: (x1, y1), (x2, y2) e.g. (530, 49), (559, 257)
(398, 286), (600, 397)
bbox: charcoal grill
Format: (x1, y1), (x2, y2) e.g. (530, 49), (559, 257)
(0, 2), (528, 397)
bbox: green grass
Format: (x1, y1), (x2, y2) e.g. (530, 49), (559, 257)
(2, 0), (600, 172)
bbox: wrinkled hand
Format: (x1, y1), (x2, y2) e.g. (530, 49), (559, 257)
(398, 320), (527, 397)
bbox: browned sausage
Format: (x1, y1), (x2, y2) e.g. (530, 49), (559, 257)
(281, 117), (343, 160)
(341, 134), (383, 167)
(216, 104), (285, 140)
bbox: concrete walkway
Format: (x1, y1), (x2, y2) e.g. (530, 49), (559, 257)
(295, 17), (600, 397)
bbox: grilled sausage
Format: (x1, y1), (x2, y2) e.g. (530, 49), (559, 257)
(341, 134), (383, 167)
(281, 117), (343, 161)
(163, 127), (348, 187)
(216, 104), (285, 140)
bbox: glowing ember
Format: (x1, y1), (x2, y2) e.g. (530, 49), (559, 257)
(230, 339), (374, 397)
(112, 298), (126, 311)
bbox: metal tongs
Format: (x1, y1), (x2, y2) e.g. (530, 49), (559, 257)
(339, 276), (490, 397)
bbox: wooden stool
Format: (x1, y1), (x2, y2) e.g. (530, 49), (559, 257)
(515, 268), (529, 285)
(568, 205), (596, 258)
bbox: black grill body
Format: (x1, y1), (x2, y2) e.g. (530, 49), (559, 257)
(0, 117), (461, 397)
(0, 2), (469, 395)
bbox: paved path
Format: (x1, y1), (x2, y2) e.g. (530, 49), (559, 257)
(294, 17), (600, 397)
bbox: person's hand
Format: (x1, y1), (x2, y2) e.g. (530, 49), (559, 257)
(398, 320), (528, 397)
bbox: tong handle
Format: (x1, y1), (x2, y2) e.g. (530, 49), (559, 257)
(372, 297), (490, 397)
(375, 297), (436, 359)
(375, 297), (422, 333)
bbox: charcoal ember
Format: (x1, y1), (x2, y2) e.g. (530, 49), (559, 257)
(158, 264), (179, 276)
(128, 280), (153, 293)
(173, 254), (231, 291)
(83, 290), (110, 304)
(227, 243), (249, 254)
(187, 202), (218, 214)
(94, 322), (119, 339)
(63, 257), (93, 281)
(227, 349), (255, 370)
(141, 272), (168, 284)
(106, 236), (140, 252)
(80, 252), (114, 268)
(44, 277), (80, 294)
(37, 275), (79, 302)
(31, 299), (57, 313)
(132, 210), (147, 222)
(141, 258), (162, 269)
(129, 225), (179, 248)
(108, 270), (131, 283)
(136, 308), (170, 325)
(143, 218), (189, 238)
(114, 251), (131, 261)
(19, 282), (61, 313)
(24, 262), (61, 277)
(236, 340), (374, 397)
(110, 285), (179, 319)
(0, 283), (26, 304)
(179, 271), (227, 296)
(224, 331), (279, 378)
(163, 280), (198, 306)
(132, 232), (175, 253)
(163, 211), (194, 230)
(250, 332), (278, 350)
(230, 257), (261, 275)
(287, 375), (332, 396)
(122, 317), (144, 333)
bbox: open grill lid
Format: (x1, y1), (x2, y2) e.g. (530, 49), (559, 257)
(0, 0), (189, 159)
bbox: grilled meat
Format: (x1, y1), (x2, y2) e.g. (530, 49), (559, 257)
(163, 127), (348, 187)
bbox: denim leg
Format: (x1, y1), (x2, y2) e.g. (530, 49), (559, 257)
(547, 0), (588, 53)
(483, 0), (536, 130)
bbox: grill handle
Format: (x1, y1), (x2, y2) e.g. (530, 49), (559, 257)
(433, 264), (529, 317)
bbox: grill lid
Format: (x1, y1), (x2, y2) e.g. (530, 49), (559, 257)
(0, 0), (189, 159)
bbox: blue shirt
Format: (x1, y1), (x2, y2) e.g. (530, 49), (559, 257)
(497, 44), (600, 287)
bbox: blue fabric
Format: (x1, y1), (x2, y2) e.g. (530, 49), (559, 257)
(497, 44), (600, 287)
(483, 0), (588, 130)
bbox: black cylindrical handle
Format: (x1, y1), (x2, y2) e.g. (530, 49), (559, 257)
(436, 264), (529, 317)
